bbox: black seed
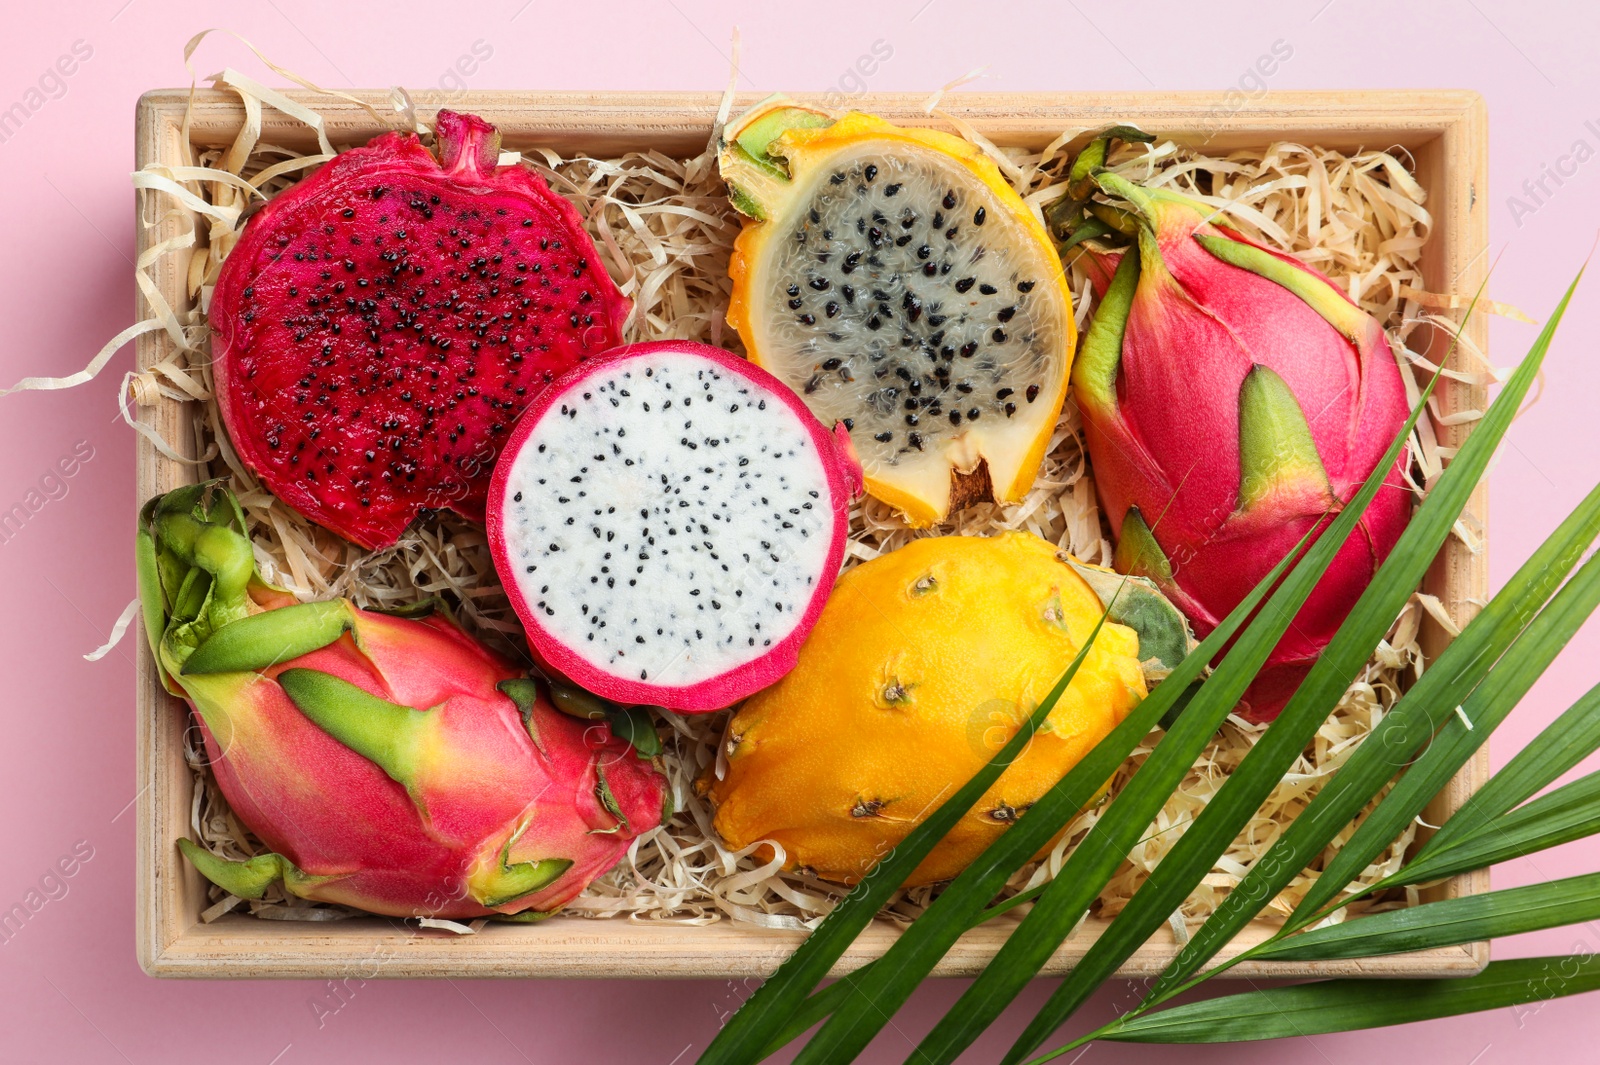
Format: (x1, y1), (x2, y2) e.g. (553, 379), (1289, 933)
(825, 301), (840, 318)
(961, 341), (978, 358)
(904, 413), (919, 426)
(809, 277), (830, 291)
(864, 164), (878, 181)
(957, 381), (974, 393)
(787, 297), (804, 309)
(874, 431), (893, 442)
(997, 387), (1015, 399)
(979, 283), (998, 295)
(998, 306), (1017, 322)
(885, 183), (901, 196)
(916, 244), (931, 260)
(992, 328), (1008, 342)
(949, 410), (962, 425)
(967, 407), (981, 421)
(1004, 401), (1017, 417)
(942, 190), (957, 209)
(973, 206), (986, 225)
(908, 431), (923, 450)
(1026, 383), (1041, 402)
(1018, 280), (1036, 292)
(799, 313), (816, 325)
(841, 284), (856, 302)
(955, 277), (976, 293)
(787, 283), (800, 296)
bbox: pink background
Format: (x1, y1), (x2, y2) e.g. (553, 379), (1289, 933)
(2, 0), (1596, 1061)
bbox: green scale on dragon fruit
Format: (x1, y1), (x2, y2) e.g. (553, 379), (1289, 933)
(209, 111), (629, 550)
(488, 341), (863, 714)
(1065, 138), (1412, 722)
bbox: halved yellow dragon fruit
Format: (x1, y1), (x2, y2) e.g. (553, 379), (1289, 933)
(719, 99), (1074, 526)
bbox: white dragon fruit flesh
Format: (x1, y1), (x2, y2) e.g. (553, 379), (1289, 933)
(488, 341), (862, 712)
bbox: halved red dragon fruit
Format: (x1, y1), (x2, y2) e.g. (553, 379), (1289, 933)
(210, 111), (629, 549)
(487, 341), (862, 713)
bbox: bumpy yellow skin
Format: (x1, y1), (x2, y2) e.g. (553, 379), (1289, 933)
(704, 532), (1146, 886)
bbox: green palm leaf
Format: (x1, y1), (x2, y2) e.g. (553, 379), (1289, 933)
(1285, 540), (1600, 928)
(1385, 765), (1600, 887)
(757, 884), (1049, 1060)
(995, 271), (1582, 1065)
(1028, 639), (1600, 1064)
(1255, 872), (1600, 961)
(1416, 675), (1600, 859)
(1151, 523), (1600, 1000)
(1085, 955), (1600, 1047)
(910, 363), (1436, 1065)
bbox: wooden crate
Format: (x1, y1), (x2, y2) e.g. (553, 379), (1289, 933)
(133, 89), (1489, 979)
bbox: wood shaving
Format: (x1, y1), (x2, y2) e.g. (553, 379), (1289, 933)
(127, 77), (1473, 935)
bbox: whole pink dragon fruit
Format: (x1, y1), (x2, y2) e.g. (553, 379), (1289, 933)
(139, 481), (667, 919)
(209, 110), (629, 551)
(1064, 135), (1412, 721)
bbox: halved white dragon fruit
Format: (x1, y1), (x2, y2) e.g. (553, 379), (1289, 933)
(488, 341), (862, 713)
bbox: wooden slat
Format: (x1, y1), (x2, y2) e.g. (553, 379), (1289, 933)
(133, 95), (208, 974)
(147, 911), (1483, 981)
(132, 88), (1489, 979)
(1409, 92), (1492, 973)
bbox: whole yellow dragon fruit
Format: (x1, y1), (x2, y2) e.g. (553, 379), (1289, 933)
(703, 532), (1149, 886)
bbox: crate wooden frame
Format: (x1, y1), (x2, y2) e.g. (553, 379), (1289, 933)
(134, 89), (1489, 979)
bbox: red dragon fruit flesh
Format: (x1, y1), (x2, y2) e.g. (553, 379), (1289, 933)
(1065, 133), (1413, 722)
(139, 481), (666, 919)
(488, 340), (863, 713)
(209, 110), (629, 550)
